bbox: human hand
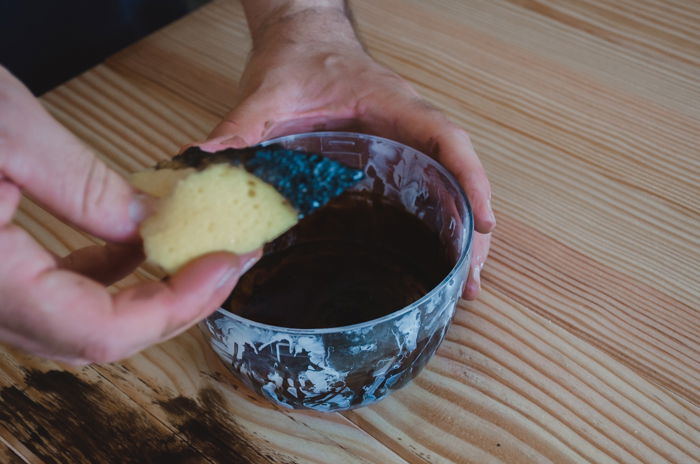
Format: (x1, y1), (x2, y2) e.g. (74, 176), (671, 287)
(0, 67), (258, 364)
(209, 1), (494, 299)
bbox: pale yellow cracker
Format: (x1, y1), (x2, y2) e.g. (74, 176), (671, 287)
(131, 164), (298, 273)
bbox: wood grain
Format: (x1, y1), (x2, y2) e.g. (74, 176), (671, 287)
(346, 216), (700, 464)
(0, 436), (29, 464)
(354, 0), (700, 304)
(90, 330), (409, 464)
(1, 0), (698, 463)
(505, 0), (700, 68)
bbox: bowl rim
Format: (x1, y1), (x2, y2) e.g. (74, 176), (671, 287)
(213, 131), (474, 334)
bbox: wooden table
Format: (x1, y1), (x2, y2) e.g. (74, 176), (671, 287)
(2, 0), (698, 462)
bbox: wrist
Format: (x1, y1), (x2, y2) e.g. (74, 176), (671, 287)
(242, 0), (363, 54)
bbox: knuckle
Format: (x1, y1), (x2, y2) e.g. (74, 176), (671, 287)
(80, 337), (121, 364)
(457, 126), (471, 140)
(445, 121), (468, 139)
(78, 156), (110, 221)
(0, 119), (16, 173)
(394, 78), (418, 96)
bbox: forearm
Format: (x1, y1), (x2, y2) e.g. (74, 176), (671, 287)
(239, 0), (362, 51)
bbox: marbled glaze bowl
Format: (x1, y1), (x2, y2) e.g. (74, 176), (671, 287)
(201, 132), (473, 412)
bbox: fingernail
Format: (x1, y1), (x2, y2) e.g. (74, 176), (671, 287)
(222, 135), (247, 148)
(206, 135), (233, 143)
(463, 265), (480, 300)
(197, 136), (229, 153)
(473, 264), (481, 289)
(129, 193), (154, 224)
(178, 143), (195, 154)
(469, 263), (484, 298)
(216, 265), (241, 289)
(198, 135), (248, 153)
(240, 255), (258, 274)
(486, 198), (496, 228)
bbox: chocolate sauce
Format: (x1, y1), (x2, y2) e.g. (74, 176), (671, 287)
(224, 192), (452, 328)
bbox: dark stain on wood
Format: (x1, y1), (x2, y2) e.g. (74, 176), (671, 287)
(0, 369), (201, 463)
(157, 387), (292, 464)
(0, 442), (26, 464)
(0, 369), (291, 464)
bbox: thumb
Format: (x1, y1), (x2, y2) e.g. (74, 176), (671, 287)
(207, 96), (278, 147)
(90, 250), (262, 363)
(0, 67), (142, 242)
(139, 249), (263, 345)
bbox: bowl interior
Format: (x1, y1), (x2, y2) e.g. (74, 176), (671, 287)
(215, 131), (474, 333)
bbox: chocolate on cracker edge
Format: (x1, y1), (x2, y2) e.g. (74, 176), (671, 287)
(162, 144), (365, 217)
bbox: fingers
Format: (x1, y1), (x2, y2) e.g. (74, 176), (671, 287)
(24, 251), (257, 363)
(57, 242), (145, 286)
(207, 95), (361, 149)
(463, 231), (491, 300)
(0, 68), (141, 242)
(431, 129), (495, 235)
(100, 251), (260, 361)
(362, 98), (495, 235)
(0, 218), (261, 362)
(0, 177), (21, 225)
(359, 93), (495, 298)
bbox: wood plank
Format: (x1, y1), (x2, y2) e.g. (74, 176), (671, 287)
(0, 435), (31, 464)
(107, 0), (700, 119)
(344, 279), (700, 463)
(41, 65), (219, 175)
(3, 0), (698, 462)
(0, 353), (211, 464)
(354, 0), (700, 307)
(504, 0), (700, 67)
(106, 0), (251, 118)
(0, 422), (48, 464)
(89, 330), (409, 464)
(1, 336), (409, 463)
(488, 216), (699, 399)
(1, 346), (401, 464)
(399, 0), (700, 118)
